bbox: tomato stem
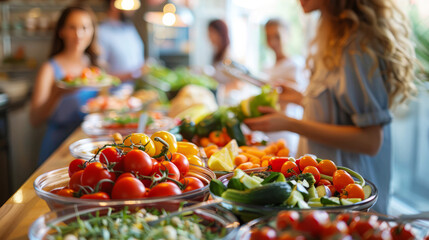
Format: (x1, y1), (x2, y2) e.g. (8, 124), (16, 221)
(152, 137), (171, 159)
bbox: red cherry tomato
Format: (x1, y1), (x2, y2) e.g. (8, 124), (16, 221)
(123, 149), (153, 176)
(391, 224), (415, 240)
(68, 170), (84, 191)
(320, 221), (348, 238)
(111, 177), (146, 199)
(333, 170), (355, 193)
(317, 179), (332, 186)
(269, 157), (289, 172)
(180, 176), (204, 193)
(80, 192), (110, 200)
(81, 162), (116, 193)
(317, 159), (337, 176)
(276, 210), (299, 230)
(281, 161), (300, 178)
(56, 188), (75, 197)
(116, 172), (136, 181)
(99, 147), (123, 171)
(147, 182), (181, 197)
(171, 153), (190, 177)
(296, 211), (329, 236)
(250, 226), (277, 240)
(153, 161), (181, 181)
(302, 166), (321, 184)
(298, 155), (318, 171)
(348, 216), (379, 238)
(68, 158), (86, 177)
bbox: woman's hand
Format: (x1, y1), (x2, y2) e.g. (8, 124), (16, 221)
(244, 106), (289, 132)
(277, 85), (304, 106)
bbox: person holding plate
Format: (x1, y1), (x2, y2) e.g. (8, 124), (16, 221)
(30, 5), (100, 165)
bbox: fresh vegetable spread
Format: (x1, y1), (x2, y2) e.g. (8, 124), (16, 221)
(58, 66), (120, 88)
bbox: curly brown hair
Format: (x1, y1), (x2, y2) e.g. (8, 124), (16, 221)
(308, 0), (416, 107)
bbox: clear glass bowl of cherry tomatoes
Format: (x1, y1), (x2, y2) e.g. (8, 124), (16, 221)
(236, 210), (429, 240)
(34, 161), (216, 211)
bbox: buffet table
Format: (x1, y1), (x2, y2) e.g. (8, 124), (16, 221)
(0, 127), (87, 240)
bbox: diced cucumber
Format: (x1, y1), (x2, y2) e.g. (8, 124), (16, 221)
(308, 185), (318, 199)
(233, 169), (245, 179)
(286, 190), (304, 207)
(343, 198), (362, 204)
(308, 200), (323, 208)
(316, 185), (332, 198)
(299, 179), (310, 188)
(363, 185), (372, 199)
(252, 176), (264, 184)
(295, 182), (309, 201)
(340, 198), (354, 206)
(240, 174), (262, 189)
(227, 178), (246, 190)
(320, 196), (340, 206)
(209, 179), (227, 196)
(297, 199), (310, 209)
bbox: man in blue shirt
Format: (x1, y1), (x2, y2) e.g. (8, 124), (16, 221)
(98, 0), (144, 81)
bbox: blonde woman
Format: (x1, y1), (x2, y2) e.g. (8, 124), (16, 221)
(245, 0), (416, 213)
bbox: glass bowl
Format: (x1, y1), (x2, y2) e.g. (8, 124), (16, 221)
(29, 200), (239, 240)
(235, 210), (429, 240)
(68, 136), (115, 160)
(211, 168), (378, 223)
(34, 165), (216, 211)
(82, 112), (176, 137)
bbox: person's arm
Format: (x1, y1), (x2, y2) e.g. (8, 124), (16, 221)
(244, 107), (383, 156)
(30, 63), (64, 126)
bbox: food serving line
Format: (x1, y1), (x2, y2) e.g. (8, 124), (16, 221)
(0, 127), (85, 240)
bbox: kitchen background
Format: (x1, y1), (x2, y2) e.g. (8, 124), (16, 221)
(0, 0), (428, 215)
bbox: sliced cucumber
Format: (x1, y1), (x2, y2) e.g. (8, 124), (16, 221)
(295, 182), (309, 201)
(297, 199), (310, 209)
(210, 179), (227, 196)
(363, 185), (372, 199)
(252, 176), (264, 184)
(221, 182), (292, 205)
(233, 169), (245, 179)
(340, 198), (354, 206)
(320, 196), (340, 206)
(299, 179), (310, 188)
(308, 185), (318, 199)
(227, 177), (246, 190)
(316, 185), (332, 198)
(240, 174), (262, 189)
(308, 201), (323, 208)
(286, 190), (304, 207)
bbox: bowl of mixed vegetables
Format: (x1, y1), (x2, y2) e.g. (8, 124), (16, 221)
(236, 210), (429, 239)
(82, 111), (176, 137)
(209, 155), (378, 222)
(29, 200), (239, 240)
(56, 67), (121, 89)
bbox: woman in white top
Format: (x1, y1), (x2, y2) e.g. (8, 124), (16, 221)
(245, 0), (416, 213)
(264, 19), (307, 156)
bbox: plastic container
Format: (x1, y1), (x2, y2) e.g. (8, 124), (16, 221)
(235, 210), (429, 240)
(34, 165), (216, 211)
(29, 200), (239, 240)
(211, 168), (378, 223)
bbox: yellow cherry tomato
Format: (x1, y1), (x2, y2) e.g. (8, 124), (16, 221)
(186, 154), (205, 167)
(123, 133), (156, 156)
(177, 141), (199, 156)
(150, 131), (178, 156)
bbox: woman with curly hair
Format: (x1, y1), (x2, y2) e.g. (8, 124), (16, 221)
(245, 0), (416, 213)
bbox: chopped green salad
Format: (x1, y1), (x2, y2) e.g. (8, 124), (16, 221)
(47, 206), (227, 240)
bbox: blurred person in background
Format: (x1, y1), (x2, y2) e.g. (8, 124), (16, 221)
(264, 18), (308, 156)
(208, 19), (258, 105)
(30, 5), (100, 165)
(98, 0), (144, 83)
(245, 0), (416, 214)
